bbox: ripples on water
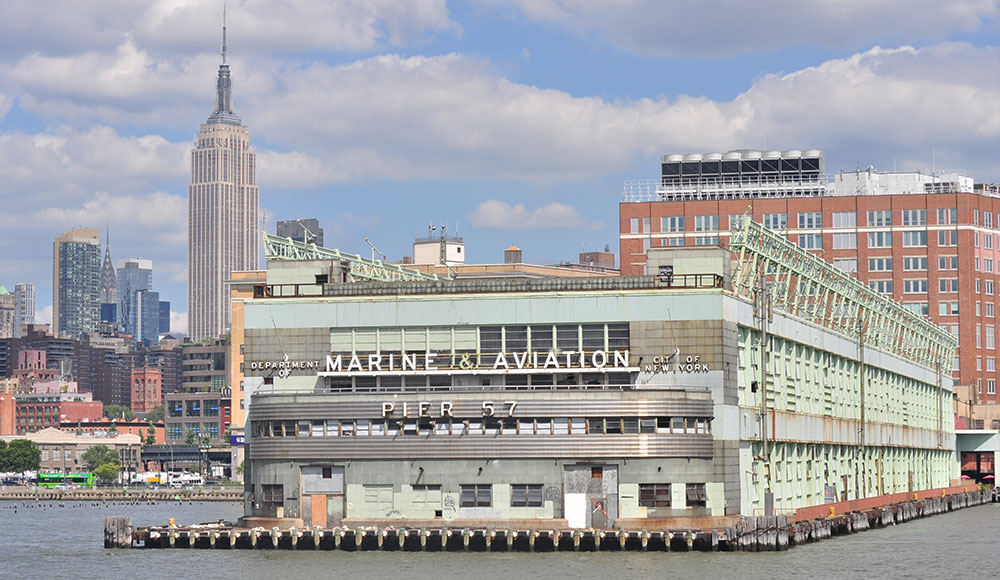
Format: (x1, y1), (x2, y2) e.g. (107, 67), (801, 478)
(1, 500), (996, 580)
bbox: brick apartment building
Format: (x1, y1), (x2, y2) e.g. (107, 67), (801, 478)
(620, 149), (997, 404)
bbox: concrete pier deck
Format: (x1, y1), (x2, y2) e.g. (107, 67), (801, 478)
(112, 488), (992, 552)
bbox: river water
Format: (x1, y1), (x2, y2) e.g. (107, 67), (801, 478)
(0, 499), (996, 579)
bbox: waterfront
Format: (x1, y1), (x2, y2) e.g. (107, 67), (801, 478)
(1, 500), (997, 579)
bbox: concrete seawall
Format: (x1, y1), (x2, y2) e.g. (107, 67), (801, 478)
(1, 487), (242, 503)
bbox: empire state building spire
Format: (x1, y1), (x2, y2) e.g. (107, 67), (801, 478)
(188, 5), (260, 341)
(209, 6), (240, 124)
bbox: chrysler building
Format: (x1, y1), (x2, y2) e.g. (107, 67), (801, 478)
(187, 18), (260, 340)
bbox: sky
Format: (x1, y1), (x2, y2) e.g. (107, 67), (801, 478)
(0, 0), (998, 336)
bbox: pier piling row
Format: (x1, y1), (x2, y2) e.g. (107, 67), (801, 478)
(114, 488), (992, 552)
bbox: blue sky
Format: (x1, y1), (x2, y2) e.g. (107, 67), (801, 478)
(0, 0), (998, 334)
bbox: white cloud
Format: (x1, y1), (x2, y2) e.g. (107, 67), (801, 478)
(34, 305), (53, 325)
(469, 199), (603, 230)
(491, 0), (1000, 55)
(0, 1), (457, 60)
(169, 311), (188, 336)
(0, 126), (188, 203)
(35, 191), (186, 247)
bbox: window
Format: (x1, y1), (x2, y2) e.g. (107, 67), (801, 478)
(638, 483), (672, 508)
(763, 213), (787, 230)
(868, 257), (893, 272)
(832, 212), (856, 228)
(694, 215), (719, 232)
(978, 357), (982, 372)
(869, 280), (893, 294)
(510, 484), (544, 507)
(939, 301), (959, 315)
(903, 279), (927, 293)
(989, 357), (996, 372)
(833, 259), (858, 273)
(868, 232), (892, 248)
(902, 231), (927, 247)
(901, 209), (927, 226)
(990, 213), (997, 228)
(987, 303), (995, 318)
(939, 279), (959, 293)
(261, 484), (283, 511)
(868, 210), (892, 227)
(987, 260), (995, 274)
(987, 234), (995, 250)
(661, 216), (684, 233)
(665, 236), (685, 247)
(798, 212), (822, 229)
(975, 210), (980, 225)
(630, 218), (639, 234)
(903, 302), (929, 316)
(729, 214), (747, 230)
(695, 236), (720, 246)
(460, 484), (492, 507)
(686, 483), (707, 508)
(938, 256), (958, 270)
(937, 208), (957, 225)
(832, 233), (856, 249)
(902, 257), (927, 271)
(798, 233), (822, 250)
(938, 230), (958, 246)
(989, 380), (997, 395)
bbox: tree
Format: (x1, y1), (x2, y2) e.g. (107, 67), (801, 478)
(184, 429), (197, 445)
(93, 462), (121, 483)
(108, 422), (118, 433)
(82, 445), (119, 471)
(145, 405), (164, 423)
(4, 440), (40, 472)
(145, 425), (157, 446)
(103, 404), (135, 421)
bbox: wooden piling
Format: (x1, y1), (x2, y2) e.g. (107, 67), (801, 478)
(104, 516), (132, 549)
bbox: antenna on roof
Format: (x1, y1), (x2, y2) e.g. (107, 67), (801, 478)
(221, 3), (227, 63)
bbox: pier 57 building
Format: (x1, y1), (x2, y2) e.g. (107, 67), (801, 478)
(242, 221), (956, 528)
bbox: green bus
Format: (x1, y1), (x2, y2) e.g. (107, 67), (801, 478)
(37, 472), (96, 488)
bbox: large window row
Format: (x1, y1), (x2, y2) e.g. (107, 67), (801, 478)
(330, 323), (630, 361)
(252, 416), (712, 438)
(324, 372), (634, 392)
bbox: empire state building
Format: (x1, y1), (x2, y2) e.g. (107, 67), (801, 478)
(187, 23), (259, 340)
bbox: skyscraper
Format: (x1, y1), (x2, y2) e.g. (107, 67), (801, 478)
(52, 228), (101, 339)
(99, 234), (117, 323)
(188, 18), (260, 341)
(0, 288), (13, 338)
(117, 258), (153, 342)
(276, 219), (324, 247)
(12, 282), (34, 338)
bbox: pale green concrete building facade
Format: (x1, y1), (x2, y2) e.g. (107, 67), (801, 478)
(242, 248), (955, 527)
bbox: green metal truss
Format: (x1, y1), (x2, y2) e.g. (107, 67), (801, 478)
(729, 218), (957, 372)
(262, 233), (442, 283)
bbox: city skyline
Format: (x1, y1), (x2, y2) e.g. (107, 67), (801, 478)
(0, 2), (997, 334)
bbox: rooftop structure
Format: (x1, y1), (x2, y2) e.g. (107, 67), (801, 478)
(623, 149), (971, 202)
